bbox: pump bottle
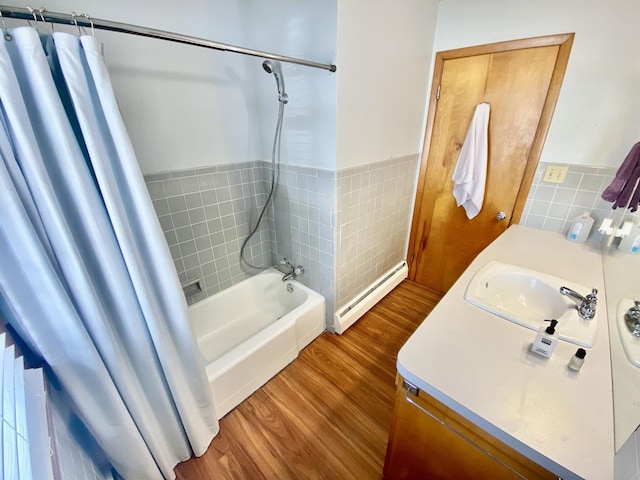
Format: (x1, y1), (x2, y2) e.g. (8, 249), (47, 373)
(567, 212), (594, 243)
(618, 223), (640, 254)
(531, 319), (559, 358)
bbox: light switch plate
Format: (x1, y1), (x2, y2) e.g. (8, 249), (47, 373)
(543, 165), (568, 183)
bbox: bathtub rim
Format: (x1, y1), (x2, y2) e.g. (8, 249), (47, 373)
(187, 267), (317, 311)
(187, 268), (325, 418)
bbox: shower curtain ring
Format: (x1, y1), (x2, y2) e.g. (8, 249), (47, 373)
(0, 11), (12, 41)
(71, 12), (81, 36)
(82, 13), (95, 36)
(26, 5), (38, 29)
(38, 8), (54, 34)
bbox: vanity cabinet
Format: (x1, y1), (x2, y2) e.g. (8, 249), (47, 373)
(383, 376), (556, 480)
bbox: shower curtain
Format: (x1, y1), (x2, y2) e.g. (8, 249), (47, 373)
(0, 27), (218, 479)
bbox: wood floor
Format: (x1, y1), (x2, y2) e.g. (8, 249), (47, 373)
(175, 280), (442, 480)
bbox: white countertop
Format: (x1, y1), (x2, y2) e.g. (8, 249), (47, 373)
(397, 225), (614, 480)
(602, 249), (640, 451)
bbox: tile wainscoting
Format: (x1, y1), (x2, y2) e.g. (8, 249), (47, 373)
(144, 155), (419, 328)
(144, 162), (270, 304)
(146, 160), (639, 329)
(263, 163), (336, 323)
(335, 155), (419, 311)
(520, 163), (639, 239)
(144, 161), (337, 325)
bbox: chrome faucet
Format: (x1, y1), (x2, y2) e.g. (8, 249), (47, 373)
(559, 286), (598, 320)
(279, 258), (304, 282)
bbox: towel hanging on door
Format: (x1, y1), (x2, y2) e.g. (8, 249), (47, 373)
(452, 102), (491, 219)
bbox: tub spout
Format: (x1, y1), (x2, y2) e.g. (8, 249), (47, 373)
(282, 272), (297, 282)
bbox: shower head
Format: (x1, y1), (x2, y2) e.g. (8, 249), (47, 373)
(262, 60), (274, 74)
(262, 60), (288, 104)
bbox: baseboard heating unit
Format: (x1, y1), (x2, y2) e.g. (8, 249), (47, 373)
(333, 261), (408, 334)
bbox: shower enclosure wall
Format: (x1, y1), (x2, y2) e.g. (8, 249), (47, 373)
(144, 160), (337, 320)
(144, 152), (419, 330)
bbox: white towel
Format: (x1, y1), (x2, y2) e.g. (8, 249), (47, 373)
(451, 103), (490, 219)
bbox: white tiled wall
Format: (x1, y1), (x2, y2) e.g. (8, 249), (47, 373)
(1, 319), (113, 479)
(48, 382), (114, 480)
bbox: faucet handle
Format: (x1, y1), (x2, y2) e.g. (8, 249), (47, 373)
(587, 288), (598, 303)
(279, 257), (290, 265)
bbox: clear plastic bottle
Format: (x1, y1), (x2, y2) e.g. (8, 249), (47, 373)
(567, 212), (594, 243)
(618, 223), (640, 254)
(568, 348), (586, 371)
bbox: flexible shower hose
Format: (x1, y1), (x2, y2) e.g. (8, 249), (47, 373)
(239, 98), (285, 270)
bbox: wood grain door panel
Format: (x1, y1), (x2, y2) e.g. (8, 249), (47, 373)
(383, 378), (557, 480)
(408, 35), (574, 293)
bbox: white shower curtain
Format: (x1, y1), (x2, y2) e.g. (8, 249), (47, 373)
(0, 27), (218, 479)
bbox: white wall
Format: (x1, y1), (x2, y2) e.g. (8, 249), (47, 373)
(244, 0), (337, 170)
(29, 0), (261, 174)
(435, 0), (640, 168)
(30, 0), (337, 173)
(336, 0), (439, 169)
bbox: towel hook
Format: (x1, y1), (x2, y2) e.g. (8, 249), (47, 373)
(0, 11), (12, 41)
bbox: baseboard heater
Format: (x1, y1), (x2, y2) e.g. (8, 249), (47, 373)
(333, 261), (408, 334)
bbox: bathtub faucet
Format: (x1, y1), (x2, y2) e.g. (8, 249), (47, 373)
(279, 258), (305, 282)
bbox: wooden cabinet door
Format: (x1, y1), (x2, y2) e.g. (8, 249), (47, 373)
(383, 378), (557, 480)
(408, 34), (573, 293)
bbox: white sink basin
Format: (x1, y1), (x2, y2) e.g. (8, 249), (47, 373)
(616, 299), (640, 368)
(465, 261), (598, 347)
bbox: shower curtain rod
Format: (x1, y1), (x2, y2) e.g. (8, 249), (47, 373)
(0, 5), (337, 72)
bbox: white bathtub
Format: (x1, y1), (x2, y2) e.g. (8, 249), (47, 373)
(188, 268), (325, 418)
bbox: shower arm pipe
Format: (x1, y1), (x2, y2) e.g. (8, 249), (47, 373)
(0, 5), (337, 73)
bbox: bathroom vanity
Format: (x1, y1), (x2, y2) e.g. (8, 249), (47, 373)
(384, 225), (614, 479)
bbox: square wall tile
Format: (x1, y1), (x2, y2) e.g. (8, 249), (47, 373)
(335, 155), (418, 311)
(146, 161), (271, 302)
(521, 163), (623, 242)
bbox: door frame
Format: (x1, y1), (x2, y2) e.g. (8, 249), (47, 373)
(407, 33), (574, 281)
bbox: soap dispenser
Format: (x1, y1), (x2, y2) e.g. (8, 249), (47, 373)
(531, 319), (559, 358)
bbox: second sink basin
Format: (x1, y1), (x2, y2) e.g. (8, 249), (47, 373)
(616, 299), (640, 368)
(465, 261), (598, 347)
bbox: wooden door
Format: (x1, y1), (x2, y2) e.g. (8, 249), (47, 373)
(408, 34), (574, 293)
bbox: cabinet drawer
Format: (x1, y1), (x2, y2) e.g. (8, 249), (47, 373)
(383, 376), (557, 480)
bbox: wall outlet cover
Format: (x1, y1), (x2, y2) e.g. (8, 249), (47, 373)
(543, 165), (568, 183)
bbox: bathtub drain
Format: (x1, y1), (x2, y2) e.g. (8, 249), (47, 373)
(287, 283), (294, 293)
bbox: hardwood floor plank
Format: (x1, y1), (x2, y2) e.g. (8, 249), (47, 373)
(278, 351), (389, 471)
(175, 280), (441, 479)
(254, 375), (376, 479)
